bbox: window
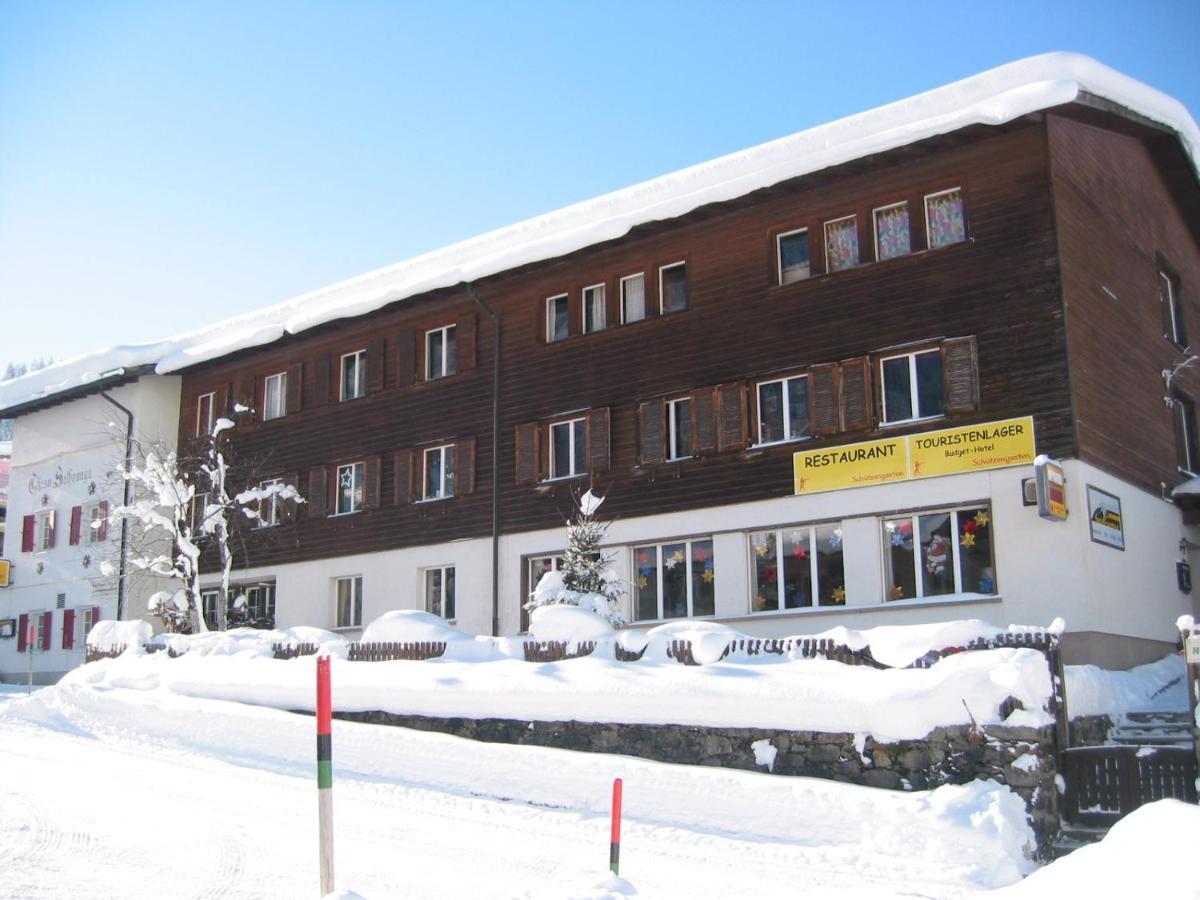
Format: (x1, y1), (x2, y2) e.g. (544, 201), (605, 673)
(263, 372), (287, 421)
(426, 325), (458, 378)
(925, 188), (967, 249)
(659, 262), (688, 313)
(201, 589), (220, 630)
(667, 397), (692, 461)
(1160, 267), (1186, 348)
(1174, 392), (1199, 475)
(335, 462), (365, 515)
(583, 284), (606, 333)
(237, 584), (276, 626)
(880, 349), (944, 423)
(73, 606), (96, 649)
(425, 566), (455, 620)
(32, 610), (47, 651)
(196, 392), (215, 437)
(549, 417), (587, 480)
(423, 445), (456, 500)
(335, 575), (363, 628)
(528, 555), (565, 595)
(87, 502), (108, 543)
(750, 524), (845, 611)
(634, 538), (715, 620)
(546, 295), (570, 343)
(756, 376), (810, 445)
(35, 510), (55, 551)
(190, 492), (211, 538)
(874, 201), (911, 261)
(621, 273), (645, 323)
(777, 228), (811, 284)
(883, 506), (994, 601)
(824, 215), (859, 272)
(259, 478), (282, 527)
(340, 350), (367, 401)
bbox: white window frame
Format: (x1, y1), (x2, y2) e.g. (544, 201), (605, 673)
(583, 283), (606, 333)
(73, 605), (96, 650)
(658, 261), (688, 314)
(243, 583), (276, 624)
(196, 392), (215, 437)
(31, 609), (47, 651)
(201, 589), (220, 629)
(426, 325), (457, 379)
(620, 273), (646, 324)
(424, 565), (456, 621)
(546, 294), (570, 343)
(754, 375), (810, 446)
(776, 227), (811, 285)
(1174, 392), (1199, 476)
(263, 372), (287, 421)
(190, 491), (211, 539)
(334, 462), (365, 515)
(422, 444), (455, 501)
(1160, 269), (1186, 348)
(548, 417), (587, 480)
(340, 350), (367, 401)
(87, 503), (104, 543)
(924, 187), (966, 249)
(879, 349), (943, 425)
(823, 214), (859, 272)
(334, 575), (363, 629)
(883, 506), (994, 601)
(748, 524), (844, 612)
(633, 538), (715, 621)
(667, 396), (692, 461)
(258, 478), (282, 527)
(35, 510), (55, 551)
(872, 200), (911, 262)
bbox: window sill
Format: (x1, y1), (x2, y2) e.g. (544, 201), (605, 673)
(542, 474), (586, 484)
(878, 414), (945, 430)
(716, 593), (1001, 623)
(750, 436), (812, 451)
(328, 510), (362, 518)
(415, 495), (454, 504)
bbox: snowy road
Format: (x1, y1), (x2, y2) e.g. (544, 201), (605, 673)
(0, 682), (1031, 899)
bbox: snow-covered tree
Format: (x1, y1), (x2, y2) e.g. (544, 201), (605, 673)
(524, 490), (625, 626)
(106, 416), (302, 632)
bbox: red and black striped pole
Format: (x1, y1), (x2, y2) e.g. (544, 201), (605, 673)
(610, 777), (623, 876)
(317, 655), (335, 895)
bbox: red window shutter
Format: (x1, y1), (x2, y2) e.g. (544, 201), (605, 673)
(98, 501), (109, 541)
(455, 438), (476, 495)
(17, 613), (28, 652)
(40, 612), (52, 651)
(47, 511), (57, 549)
(286, 363), (304, 414)
(514, 422), (541, 486)
(839, 357), (873, 432)
(366, 338), (385, 394)
(456, 314), (477, 372)
(62, 609), (76, 650)
(395, 330), (416, 387)
(21, 515), (35, 553)
(638, 399), (666, 465)
(587, 408), (611, 473)
(308, 467), (327, 517)
(690, 387), (717, 456)
(364, 455), (382, 509)
(69, 506), (83, 546)
(716, 383), (748, 452)
(809, 363), (840, 436)
(393, 450), (413, 504)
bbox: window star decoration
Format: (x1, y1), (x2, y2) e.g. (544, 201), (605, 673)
(831, 585), (846, 603)
(974, 510), (989, 527)
(637, 575), (648, 589)
(791, 544), (808, 560)
(890, 585), (904, 600)
(693, 547), (709, 563)
(754, 543), (769, 557)
(665, 549), (685, 569)
(828, 528), (843, 549)
(960, 531), (977, 549)
(753, 594), (768, 610)
(702, 569), (715, 584)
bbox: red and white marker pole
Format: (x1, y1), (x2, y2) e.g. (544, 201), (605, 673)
(610, 778), (623, 876)
(316, 655), (335, 895)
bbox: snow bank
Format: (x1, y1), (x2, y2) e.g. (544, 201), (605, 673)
(4, 54), (1196, 413)
(1064, 654), (1188, 717)
(528, 604), (615, 645)
(360, 610), (472, 644)
(87, 619), (152, 653)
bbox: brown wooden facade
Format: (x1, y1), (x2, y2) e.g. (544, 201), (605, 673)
(177, 105), (1199, 581)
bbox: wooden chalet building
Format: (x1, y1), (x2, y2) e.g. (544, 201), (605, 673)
(2, 54), (1198, 674)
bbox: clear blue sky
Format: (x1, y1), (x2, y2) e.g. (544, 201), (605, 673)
(1, 1), (1197, 369)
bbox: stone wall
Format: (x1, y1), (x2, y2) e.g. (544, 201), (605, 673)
(1068, 714), (1113, 747)
(334, 709), (1061, 858)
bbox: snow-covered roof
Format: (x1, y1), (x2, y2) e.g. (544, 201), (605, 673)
(2, 52), (1197, 415)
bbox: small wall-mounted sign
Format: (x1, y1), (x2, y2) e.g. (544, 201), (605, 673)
(0, 619), (14, 639)
(0, 559), (10, 588)
(1035, 457), (1068, 521)
(1178, 560), (1193, 594)
(1087, 485), (1124, 550)
(1186, 635), (1200, 664)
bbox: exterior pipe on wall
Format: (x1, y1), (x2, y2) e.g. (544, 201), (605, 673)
(466, 283), (503, 637)
(99, 390), (134, 621)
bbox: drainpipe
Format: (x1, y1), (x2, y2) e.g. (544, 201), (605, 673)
(99, 391), (134, 621)
(466, 283), (502, 637)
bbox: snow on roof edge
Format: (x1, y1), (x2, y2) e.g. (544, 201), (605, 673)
(3, 53), (1197, 411)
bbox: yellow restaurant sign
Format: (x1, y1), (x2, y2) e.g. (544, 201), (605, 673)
(794, 416), (1036, 495)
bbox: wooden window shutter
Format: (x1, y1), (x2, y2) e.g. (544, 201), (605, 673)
(638, 399), (667, 465)
(395, 330), (416, 387)
(839, 357), (873, 432)
(40, 612), (52, 651)
(690, 387), (718, 456)
(46, 510), (57, 549)
(455, 438), (476, 495)
(62, 609), (75, 650)
(280, 476), (298, 524)
(326, 466), (339, 513)
(97, 501), (109, 541)
(515, 422), (541, 485)
(364, 455), (382, 508)
(237, 374), (257, 421)
(286, 363), (304, 414)
(314, 354), (333, 405)
(809, 363), (840, 435)
(457, 314), (477, 372)
(308, 467), (327, 517)
(69, 506), (83, 546)
(393, 450), (414, 504)
(17, 614), (28, 652)
(716, 383), (748, 452)
(21, 514), (34, 552)
(587, 408), (611, 473)
(366, 338), (386, 394)
(215, 383), (232, 419)
(943, 336), (980, 413)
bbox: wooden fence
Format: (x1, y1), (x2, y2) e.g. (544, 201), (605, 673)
(1062, 745), (1197, 826)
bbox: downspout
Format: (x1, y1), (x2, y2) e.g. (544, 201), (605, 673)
(99, 391), (134, 621)
(466, 283), (502, 637)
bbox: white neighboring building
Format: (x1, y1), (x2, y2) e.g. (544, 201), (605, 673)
(0, 370), (180, 683)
